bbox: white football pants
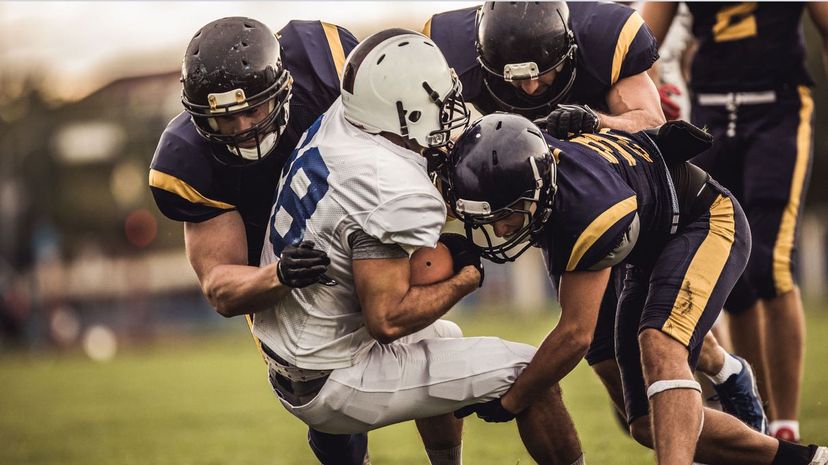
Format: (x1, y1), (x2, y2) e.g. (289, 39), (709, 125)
(274, 319), (536, 434)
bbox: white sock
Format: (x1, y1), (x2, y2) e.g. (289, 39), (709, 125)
(426, 444), (462, 465)
(769, 420), (800, 440)
(707, 352), (743, 385)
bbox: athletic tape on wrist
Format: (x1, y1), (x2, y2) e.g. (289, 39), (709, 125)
(646, 379), (702, 399)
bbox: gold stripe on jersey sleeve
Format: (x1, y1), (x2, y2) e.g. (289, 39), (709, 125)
(611, 11), (645, 85)
(322, 22), (346, 79)
(772, 86), (814, 295)
(567, 195), (637, 271)
(149, 169), (235, 210)
(423, 17), (433, 37)
(663, 195), (736, 345)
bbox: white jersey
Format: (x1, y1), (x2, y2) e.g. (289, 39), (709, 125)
(256, 98), (447, 370)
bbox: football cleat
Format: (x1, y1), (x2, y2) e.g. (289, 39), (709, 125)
(809, 446), (828, 465)
(712, 355), (769, 434)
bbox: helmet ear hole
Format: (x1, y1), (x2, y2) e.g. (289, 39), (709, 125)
(408, 111), (422, 123)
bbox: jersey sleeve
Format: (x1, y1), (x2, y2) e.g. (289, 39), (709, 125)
(363, 193), (447, 256)
(572, 3), (659, 88)
(278, 21), (358, 126)
(563, 195), (638, 272)
(148, 118), (236, 223)
(425, 7), (484, 102)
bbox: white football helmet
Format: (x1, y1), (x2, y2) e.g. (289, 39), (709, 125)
(340, 28), (470, 149)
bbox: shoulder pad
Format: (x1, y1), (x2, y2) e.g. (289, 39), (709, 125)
(278, 20), (358, 98)
(570, 2), (658, 87)
(427, 7), (484, 101)
(149, 113), (236, 223)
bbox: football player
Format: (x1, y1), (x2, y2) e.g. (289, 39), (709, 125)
(257, 29), (585, 465)
(642, 2), (828, 442)
(444, 113), (828, 465)
(148, 17), (369, 465)
(426, 0), (764, 433)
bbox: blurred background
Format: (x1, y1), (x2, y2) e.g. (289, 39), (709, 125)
(0, 2), (826, 464)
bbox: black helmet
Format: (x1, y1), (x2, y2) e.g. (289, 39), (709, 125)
(181, 17), (292, 163)
(476, 1), (578, 118)
(446, 113), (557, 263)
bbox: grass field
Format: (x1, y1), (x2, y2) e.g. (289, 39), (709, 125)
(2, 307), (827, 465)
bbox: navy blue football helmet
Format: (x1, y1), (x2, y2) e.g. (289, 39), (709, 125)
(446, 113), (557, 263)
(181, 17), (292, 163)
(476, 2), (578, 118)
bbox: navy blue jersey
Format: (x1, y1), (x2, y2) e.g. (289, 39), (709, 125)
(686, 2), (813, 92)
(425, 2), (658, 118)
(541, 130), (676, 274)
(149, 21), (358, 266)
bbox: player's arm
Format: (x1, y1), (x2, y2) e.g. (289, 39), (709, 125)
(500, 268), (610, 413)
(500, 202), (639, 414)
(185, 211), (289, 318)
(808, 2), (828, 76)
(354, 253), (479, 344)
(598, 71), (665, 132)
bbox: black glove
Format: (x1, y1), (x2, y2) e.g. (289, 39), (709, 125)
(277, 241), (331, 288)
(536, 104), (600, 139)
(454, 398), (517, 423)
(439, 233), (484, 287)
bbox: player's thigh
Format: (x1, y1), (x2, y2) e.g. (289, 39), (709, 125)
(741, 90), (813, 299)
(640, 190), (750, 369)
(290, 336), (536, 434)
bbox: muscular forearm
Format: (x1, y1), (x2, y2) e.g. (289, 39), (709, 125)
(202, 263), (290, 317)
(372, 267), (478, 343)
(501, 324), (591, 413)
(598, 108), (665, 133)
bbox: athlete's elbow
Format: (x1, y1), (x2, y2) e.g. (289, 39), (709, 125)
(648, 107), (667, 127)
(366, 319), (404, 344)
(203, 283), (238, 318)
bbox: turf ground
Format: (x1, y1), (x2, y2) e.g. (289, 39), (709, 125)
(2, 307), (827, 465)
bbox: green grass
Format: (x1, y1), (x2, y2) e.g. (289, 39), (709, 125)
(2, 308), (827, 465)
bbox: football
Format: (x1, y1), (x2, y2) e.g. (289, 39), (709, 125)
(409, 242), (454, 286)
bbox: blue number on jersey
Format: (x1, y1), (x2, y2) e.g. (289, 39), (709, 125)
(269, 117), (330, 256)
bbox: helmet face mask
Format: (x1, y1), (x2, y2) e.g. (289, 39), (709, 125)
(185, 72), (292, 163)
(181, 17), (293, 165)
(422, 71), (471, 149)
(446, 114), (557, 263)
